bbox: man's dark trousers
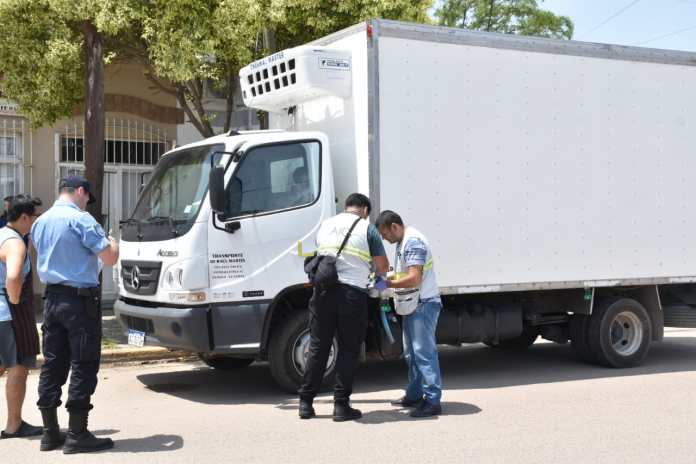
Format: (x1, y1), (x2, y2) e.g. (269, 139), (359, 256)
(37, 292), (101, 412)
(299, 283), (367, 401)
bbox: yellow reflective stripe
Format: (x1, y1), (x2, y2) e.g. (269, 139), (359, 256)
(318, 246), (371, 262)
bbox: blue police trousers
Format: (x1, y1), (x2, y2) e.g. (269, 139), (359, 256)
(37, 292), (101, 412)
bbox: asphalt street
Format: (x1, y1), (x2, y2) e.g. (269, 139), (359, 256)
(3, 328), (696, 463)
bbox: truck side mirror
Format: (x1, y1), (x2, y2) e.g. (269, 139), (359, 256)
(209, 166), (227, 214)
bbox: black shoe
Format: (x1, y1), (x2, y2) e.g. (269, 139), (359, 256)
(39, 408), (66, 451)
(390, 395), (423, 408)
(1, 421), (43, 439)
(299, 399), (316, 419)
(333, 400), (362, 422)
(63, 411), (114, 455)
(410, 401), (442, 418)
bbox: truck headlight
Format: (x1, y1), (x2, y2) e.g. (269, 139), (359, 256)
(163, 267), (184, 289)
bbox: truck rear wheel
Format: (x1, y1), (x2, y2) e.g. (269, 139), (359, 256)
(587, 298), (652, 367)
(199, 354), (254, 370)
(268, 310), (338, 393)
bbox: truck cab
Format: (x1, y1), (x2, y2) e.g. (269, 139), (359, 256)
(115, 130), (347, 386)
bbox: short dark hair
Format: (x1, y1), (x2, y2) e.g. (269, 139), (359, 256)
(375, 210), (403, 229)
(3, 195), (12, 203)
(345, 193), (371, 214)
(7, 194), (42, 222)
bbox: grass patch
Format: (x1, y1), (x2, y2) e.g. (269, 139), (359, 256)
(101, 337), (119, 349)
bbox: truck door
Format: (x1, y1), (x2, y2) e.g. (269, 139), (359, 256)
(207, 136), (332, 351)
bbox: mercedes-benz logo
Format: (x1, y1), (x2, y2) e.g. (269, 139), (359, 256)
(130, 265), (141, 290)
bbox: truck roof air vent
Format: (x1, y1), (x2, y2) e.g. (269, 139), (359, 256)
(239, 46), (352, 113)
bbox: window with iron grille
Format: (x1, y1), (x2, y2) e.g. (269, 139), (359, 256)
(60, 137), (164, 165)
(0, 133), (22, 199)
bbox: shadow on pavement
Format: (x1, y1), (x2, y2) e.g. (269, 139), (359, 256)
(357, 402), (481, 425)
(135, 335), (696, 406)
(93, 429), (120, 436)
(109, 434), (184, 453)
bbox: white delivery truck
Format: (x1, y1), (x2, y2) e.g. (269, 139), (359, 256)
(115, 19), (696, 391)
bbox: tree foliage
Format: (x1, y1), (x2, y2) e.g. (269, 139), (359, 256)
(0, 0), (144, 221)
(435, 0), (573, 39)
(0, 0), (143, 126)
(142, 0), (433, 136)
(0, 0), (434, 140)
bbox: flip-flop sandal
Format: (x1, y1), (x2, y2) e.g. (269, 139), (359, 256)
(0, 421), (43, 439)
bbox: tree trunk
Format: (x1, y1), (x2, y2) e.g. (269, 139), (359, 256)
(486, 0), (496, 31)
(258, 28), (277, 131)
(83, 20), (105, 226)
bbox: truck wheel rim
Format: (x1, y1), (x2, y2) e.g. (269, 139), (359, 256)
(292, 330), (337, 377)
(610, 311), (643, 356)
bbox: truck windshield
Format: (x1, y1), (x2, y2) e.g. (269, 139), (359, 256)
(128, 143), (223, 233)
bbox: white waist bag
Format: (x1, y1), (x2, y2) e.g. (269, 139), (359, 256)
(394, 287), (420, 316)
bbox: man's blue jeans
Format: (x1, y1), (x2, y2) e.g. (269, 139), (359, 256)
(402, 301), (442, 405)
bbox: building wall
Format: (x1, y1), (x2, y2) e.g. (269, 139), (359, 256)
(3, 63), (183, 306)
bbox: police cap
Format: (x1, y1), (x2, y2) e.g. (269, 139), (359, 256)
(59, 175), (96, 205)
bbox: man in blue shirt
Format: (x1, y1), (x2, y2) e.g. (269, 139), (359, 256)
(31, 176), (119, 454)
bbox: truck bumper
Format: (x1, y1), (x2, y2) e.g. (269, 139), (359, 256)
(114, 299), (270, 355)
(114, 299), (211, 352)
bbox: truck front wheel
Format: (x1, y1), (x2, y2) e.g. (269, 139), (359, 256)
(268, 310), (338, 393)
(587, 298), (652, 367)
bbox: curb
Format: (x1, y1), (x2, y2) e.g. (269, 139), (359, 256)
(36, 347), (195, 367)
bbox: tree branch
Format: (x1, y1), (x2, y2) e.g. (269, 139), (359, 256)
(185, 80), (214, 136)
(224, 64), (236, 133)
(144, 71), (179, 98)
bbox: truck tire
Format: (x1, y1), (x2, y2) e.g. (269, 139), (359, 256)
(268, 310), (338, 393)
(587, 298), (652, 368)
(199, 354), (254, 370)
(569, 314), (596, 363)
(484, 328), (538, 350)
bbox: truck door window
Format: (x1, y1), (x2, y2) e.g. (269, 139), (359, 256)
(227, 141), (321, 217)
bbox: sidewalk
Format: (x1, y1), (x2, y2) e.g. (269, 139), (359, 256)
(33, 308), (194, 366)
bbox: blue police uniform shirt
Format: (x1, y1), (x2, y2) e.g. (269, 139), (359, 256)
(31, 199), (110, 288)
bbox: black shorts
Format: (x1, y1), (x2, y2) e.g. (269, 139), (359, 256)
(0, 320), (37, 369)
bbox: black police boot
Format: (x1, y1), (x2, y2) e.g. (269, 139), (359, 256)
(299, 398), (316, 419)
(40, 408), (66, 451)
(333, 400), (362, 422)
(63, 411), (114, 454)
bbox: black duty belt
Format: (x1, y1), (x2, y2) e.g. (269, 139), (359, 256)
(45, 284), (100, 298)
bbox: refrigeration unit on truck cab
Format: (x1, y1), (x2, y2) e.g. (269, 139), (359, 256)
(115, 19), (696, 392)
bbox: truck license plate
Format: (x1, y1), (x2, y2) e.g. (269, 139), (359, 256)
(127, 329), (146, 347)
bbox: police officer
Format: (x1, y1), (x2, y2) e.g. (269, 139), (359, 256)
(31, 176), (119, 454)
(298, 193), (388, 421)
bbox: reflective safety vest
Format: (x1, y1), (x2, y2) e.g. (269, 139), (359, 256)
(316, 212), (372, 289)
(395, 226), (440, 302)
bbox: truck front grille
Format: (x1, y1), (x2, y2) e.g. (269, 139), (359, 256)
(121, 260), (162, 296)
